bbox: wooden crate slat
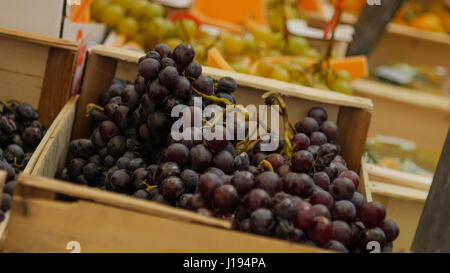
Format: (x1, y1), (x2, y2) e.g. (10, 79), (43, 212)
(0, 69), (43, 108)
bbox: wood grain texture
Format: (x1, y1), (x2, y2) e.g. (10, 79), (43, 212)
(359, 156), (373, 202)
(1, 197), (328, 253)
(336, 107), (372, 173)
(0, 26), (79, 51)
(367, 164), (432, 192)
(38, 47), (78, 128)
(412, 128), (450, 253)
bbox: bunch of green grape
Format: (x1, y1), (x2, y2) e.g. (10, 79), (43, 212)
(266, 0), (302, 33)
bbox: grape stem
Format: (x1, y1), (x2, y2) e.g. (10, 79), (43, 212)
(258, 159), (275, 172)
(140, 181), (158, 193)
(180, 19), (192, 43)
(0, 99), (15, 114)
(85, 103), (104, 117)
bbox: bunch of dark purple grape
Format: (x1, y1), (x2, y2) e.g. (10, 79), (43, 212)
(0, 101), (45, 222)
(56, 43), (399, 252)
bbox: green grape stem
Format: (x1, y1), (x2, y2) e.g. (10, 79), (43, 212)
(258, 159), (275, 173)
(85, 103), (104, 117)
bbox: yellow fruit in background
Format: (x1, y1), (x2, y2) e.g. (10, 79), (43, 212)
(287, 36), (309, 55)
(231, 62), (250, 74)
(302, 47), (320, 58)
(131, 33), (145, 46)
(111, 0), (131, 10)
(91, 0), (110, 21)
(101, 4), (125, 26)
(410, 13), (446, 32)
(252, 26), (273, 44)
(330, 79), (352, 95)
(129, 0), (147, 18)
(222, 33), (245, 54)
(143, 2), (165, 19)
(118, 17), (139, 37)
(165, 38), (184, 51)
(256, 60), (274, 77)
(175, 19), (197, 41)
(270, 67), (290, 82)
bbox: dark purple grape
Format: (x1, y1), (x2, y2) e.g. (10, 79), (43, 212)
(68, 158), (86, 178)
(153, 44), (172, 58)
(275, 219), (295, 239)
(332, 220), (352, 246)
(312, 204), (331, 220)
(320, 121), (339, 141)
(132, 168), (149, 190)
(192, 75), (214, 95)
(231, 171), (255, 196)
(310, 189), (335, 210)
(98, 121), (120, 141)
(296, 117), (319, 135)
(107, 136), (126, 158)
(244, 188), (270, 212)
(250, 208), (275, 235)
(291, 150), (314, 173)
(324, 240), (349, 252)
(205, 167), (225, 177)
(164, 143), (189, 166)
(205, 126), (230, 153)
(16, 103), (38, 121)
(350, 192), (367, 217)
(1, 193), (12, 211)
(330, 177), (355, 202)
(273, 197), (297, 219)
(189, 193), (207, 210)
(198, 172), (222, 200)
(313, 172), (330, 191)
(307, 216), (333, 245)
(161, 57), (176, 69)
(0, 116), (17, 134)
(5, 144), (25, 165)
(154, 162), (181, 184)
(159, 66), (180, 88)
(216, 92), (236, 104)
(265, 153), (284, 170)
(380, 220), (399, 242)
(148, 79), (169, 103)
(255, 171), (281, 197)
(21, 126), (42, 146)
(103, 155), (117, 168)
(82, 162), (100, 183)
(360, 202), (386, 228)
(104, 102), (119, 119)
(180, 169), (199, 193)
(339, 170), (360, 190)
(291, 133), (310, 152)
(277, 164), (291, 177)
(173, 77), (192, 99)
(160, 176), (185, 201)
(134, 75), (146, 95)
(147, 111), (169, 133)
(252, 152), (267, 166)
(133, 189), (150, 200)
(308, 107), (328, 125)
(307, 145), (319, 157)
(129, 158), (146, 171)
(310, 131), (328, 146)
(185, 61), (202, 79)
(113, 105), (131, 130)
(4, 181), (16, 195)
(213, 184), (239, 212)
(290, 173), (314, 198)
(332, 200), (356, 223)
(190, 144), (212, 172)
(292, 201), (316, 229)
(110, 169), (133, 193)
(121, 85), (140, 110)
(116, 156), (131, 169)
(146, 50), (161, 61)
(362, 227), (387, 249)
(152, 194), (172, 206)
(213, 150), (234, 174)
(173, 43), (195, 67)
(177, 193), (193, 208)
(139, 58), (161, 80)
(218, 77), (237, 93)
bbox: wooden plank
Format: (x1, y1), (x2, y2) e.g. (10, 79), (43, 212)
(412, 128), (450, 253)
(366, 164), (432, 192)
(0, 36), (49, 78)
(336, 107), (372, 172)
(15, 174), (231, 229)
(347, 0), (404, 56)
(0, 70), (43, 109)
(38, 46), (78, 128)
(0, 171), (5, 204)
(91, 45), (374, 110)
(359, 156), (373, 202)
(0, 26), (79, 51)
(1, 197), (328, 253)
(387, 23), (450, 46)
(370, 181), (428, 203)
(29, 96), (79, 176)
(72, 52), (118, 140)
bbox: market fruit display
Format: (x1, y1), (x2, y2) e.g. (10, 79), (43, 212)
(56, 42), (398, 252)
(393, 0), (450, 33)
(0, 101), (45, 223)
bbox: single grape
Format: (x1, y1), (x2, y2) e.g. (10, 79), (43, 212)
(332, 220), (352, 246)
(308, 107), (328, 125)
(244, 188), (270, 212)
(324, 240), (349, 253)
(310, 131), (328, 146)
(180, 169), (199, 193)
(296, 117), (319, 135)
(160, 176), (185, 202)
(185, 61), (202, 79)
(213, 150), (234, 174)
(360, 202), (386, 228)
(213, 184), (239, 212)
(217, 77), (237, 93)
(250, 208), (275, 236)
(255, 171), (281, 197)
(190, 144), (213, 172)
(313, 172), (330, 191)
(310, 189), (335, 210)
(291, 133), (310, 152)
(291, 150), (314, 173)
(332, 200), (356, 223)
(292, 201), (316, 229)
(110, 169), (133, 193)
(273, 197), (297, 219)
(231, 171), (255, 196)
(339, 170), (360, 190)
(173, 43), (195, 68)
(198, 172), (222, 200)
(173, 77), (192, 99)
(320, 121), (339, 141)
(329, 177), (355, 201)
(307, 216), (333, 245)
(312, 204), (331, 220)
(192, 75), (214, 95)
(362, 227), (387, 249)
(164, 143), (189, 166)
(350, 192), (367, 217)
(380, 219), (400, 242)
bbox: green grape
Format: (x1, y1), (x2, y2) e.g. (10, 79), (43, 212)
(129, 0), (147, 18)
(101, 4), (125, 26)
(192, 42), (206, 61)
(256, 60), (274, 77)
(231, 62), (250, 74)
(143, 2), (164, 19)
(165, 38), (184, 51)
(154, 17), (176, 39)
(270, 32), (284, 50)
(91, 0), (110, 21)
(329, 79), (353, 95)
(285, 6), (299, 19)
(336, 70), (351, 81)
(175, 19), (197, 41)
(131, 33), (145, 46)
(287, 36), (309, 55)
(302, 47), (320, 58)
(252, 26), (273, 44)
(118, 17), (139, 37)
(243, 34), (257, 50)
(222, 33), (245, 54)
(270, 66), (290, 82)
(278, 60), (291, 71)
(111, 0), (131, 10)
(266, 49), (282, 57)
(267, 10), (283, 32)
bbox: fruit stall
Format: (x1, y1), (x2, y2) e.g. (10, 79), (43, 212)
(0, 0), (449, 256)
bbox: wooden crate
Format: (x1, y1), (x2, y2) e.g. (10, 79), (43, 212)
(0, 27), (79, 239)
(0, 45), (374, 252)
(369, 23), (450, 76)
(366, 164), (430, 252)
(352, 79), (450, 154)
